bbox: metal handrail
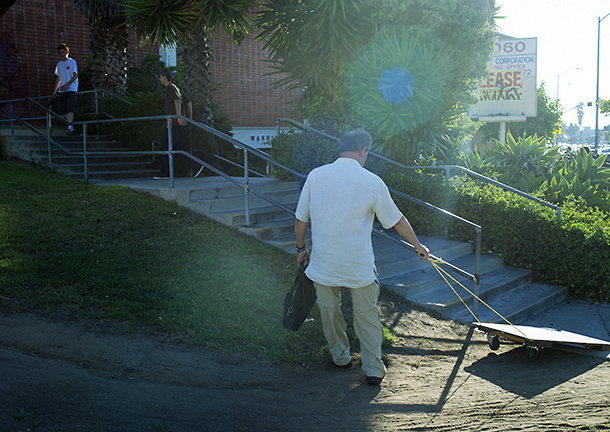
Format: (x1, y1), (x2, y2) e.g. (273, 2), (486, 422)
(0, 85), (133, 134)
(72, 114), (305, 227)
(0, 84), (303, 225)
(276, 117), (561, 222)
(0, 108), (72, 155)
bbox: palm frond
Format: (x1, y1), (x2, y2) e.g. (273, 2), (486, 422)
(123, 0), (200, 47)
(74, 0), (124, 19)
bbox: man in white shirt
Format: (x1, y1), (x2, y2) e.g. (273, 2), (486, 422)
(294, 130), (430, 385)
(51, 43), (78, 135)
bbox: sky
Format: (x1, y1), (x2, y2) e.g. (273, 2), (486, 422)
(495, 0), (610, 130)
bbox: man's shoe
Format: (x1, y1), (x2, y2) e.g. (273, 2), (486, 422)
(332, 360), (352, 369)
(193, 166), (204, 178)
(367, 376), (383, 386)
(67, 129), (79, 136)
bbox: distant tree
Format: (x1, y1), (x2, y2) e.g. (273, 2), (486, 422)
(600, 98), (610, 116)
(576, 102), (585, 127)
(562, 123), (581, 143)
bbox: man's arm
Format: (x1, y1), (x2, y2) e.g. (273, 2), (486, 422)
(173, 99), (186, 126)
(51, 76), (61, 98)
(393, 215), (430, 260)
(295, 218), (310, 266)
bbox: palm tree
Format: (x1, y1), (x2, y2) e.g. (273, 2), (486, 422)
(73, 0), (129, 95)
(257, 0), (498, 165)
(122, 0), (256, 126)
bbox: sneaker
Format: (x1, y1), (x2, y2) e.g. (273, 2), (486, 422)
(193, 166), (204, 178)
(332, 360), (353, 369)
(367, 376), (383, 386)
(67, 129), (79, 136)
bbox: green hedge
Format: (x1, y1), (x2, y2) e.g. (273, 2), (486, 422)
(384, 170), (610, 301)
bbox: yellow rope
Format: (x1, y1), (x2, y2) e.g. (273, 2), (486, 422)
(429, 257), (528, 338)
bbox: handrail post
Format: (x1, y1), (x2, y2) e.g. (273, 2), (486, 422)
(47, 111), (52, 164)
(10, 101), (14, 135)
(83, 123), (88, 181)
(244, 147), (251, 226)
(444, 166), (452, 238)
(94, 90), (99, 114)
(167, 117), (175, 188)
(474, 227), (482, 315)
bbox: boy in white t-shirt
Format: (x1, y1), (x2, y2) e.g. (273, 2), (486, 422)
(51, 43), (79, 135)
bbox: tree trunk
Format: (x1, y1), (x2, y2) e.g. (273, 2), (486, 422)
(181, 29), (214, 127)
(90, 15), (129, 95)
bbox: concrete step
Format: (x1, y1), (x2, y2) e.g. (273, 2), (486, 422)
(407, 265), (534, 317)
(193, 189), (301, 213)
(3, 133), (158, 180)
(449, 282), (569, 325)
(64, 168), (160, 180)
(379, 252), (505, 298)
(236, 216), (296, 240)
(211, 203), (297, 227)
(373, 231), (474, 278)
(188, 179), (300, 200)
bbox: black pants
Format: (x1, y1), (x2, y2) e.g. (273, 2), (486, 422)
(159, 126), (201, 176)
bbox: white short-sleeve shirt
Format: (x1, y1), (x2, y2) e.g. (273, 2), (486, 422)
(54, 58), (79, 93)
(295, 157), (403, 288)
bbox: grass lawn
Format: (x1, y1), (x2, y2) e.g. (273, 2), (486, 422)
(0, 160), (328, 364)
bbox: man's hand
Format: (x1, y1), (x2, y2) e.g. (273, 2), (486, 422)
(416, 244), (430, 260)
(296, 249), (310, 267)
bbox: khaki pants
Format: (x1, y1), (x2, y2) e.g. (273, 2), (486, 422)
(314, 280), (386, 379)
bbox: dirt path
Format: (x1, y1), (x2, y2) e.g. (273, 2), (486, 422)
(1, 300), (609, 432)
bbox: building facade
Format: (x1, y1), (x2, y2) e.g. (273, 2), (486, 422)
(1, 0), (300, 147)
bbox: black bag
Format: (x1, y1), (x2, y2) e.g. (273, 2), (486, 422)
(282, 263), (317, 331)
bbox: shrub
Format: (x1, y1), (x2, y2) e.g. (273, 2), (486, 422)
(385, 170), (610, 301)
(541, 149), (610, 211)
(269, 113), (365, 180)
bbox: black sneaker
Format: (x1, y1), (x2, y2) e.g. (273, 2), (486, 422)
(367, 376), (383, 386)
(332, 360), (352, 369)
(67, 129), (79, 136)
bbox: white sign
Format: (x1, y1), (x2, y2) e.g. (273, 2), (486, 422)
(469, 36), (537, 120)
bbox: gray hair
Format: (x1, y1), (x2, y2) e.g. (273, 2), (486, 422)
(339, 130), (372, 154)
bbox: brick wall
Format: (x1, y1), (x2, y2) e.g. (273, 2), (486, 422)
(0, 0), (155, 99)
(1, 0), (300, 129)
(209, 31), (302, 128)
